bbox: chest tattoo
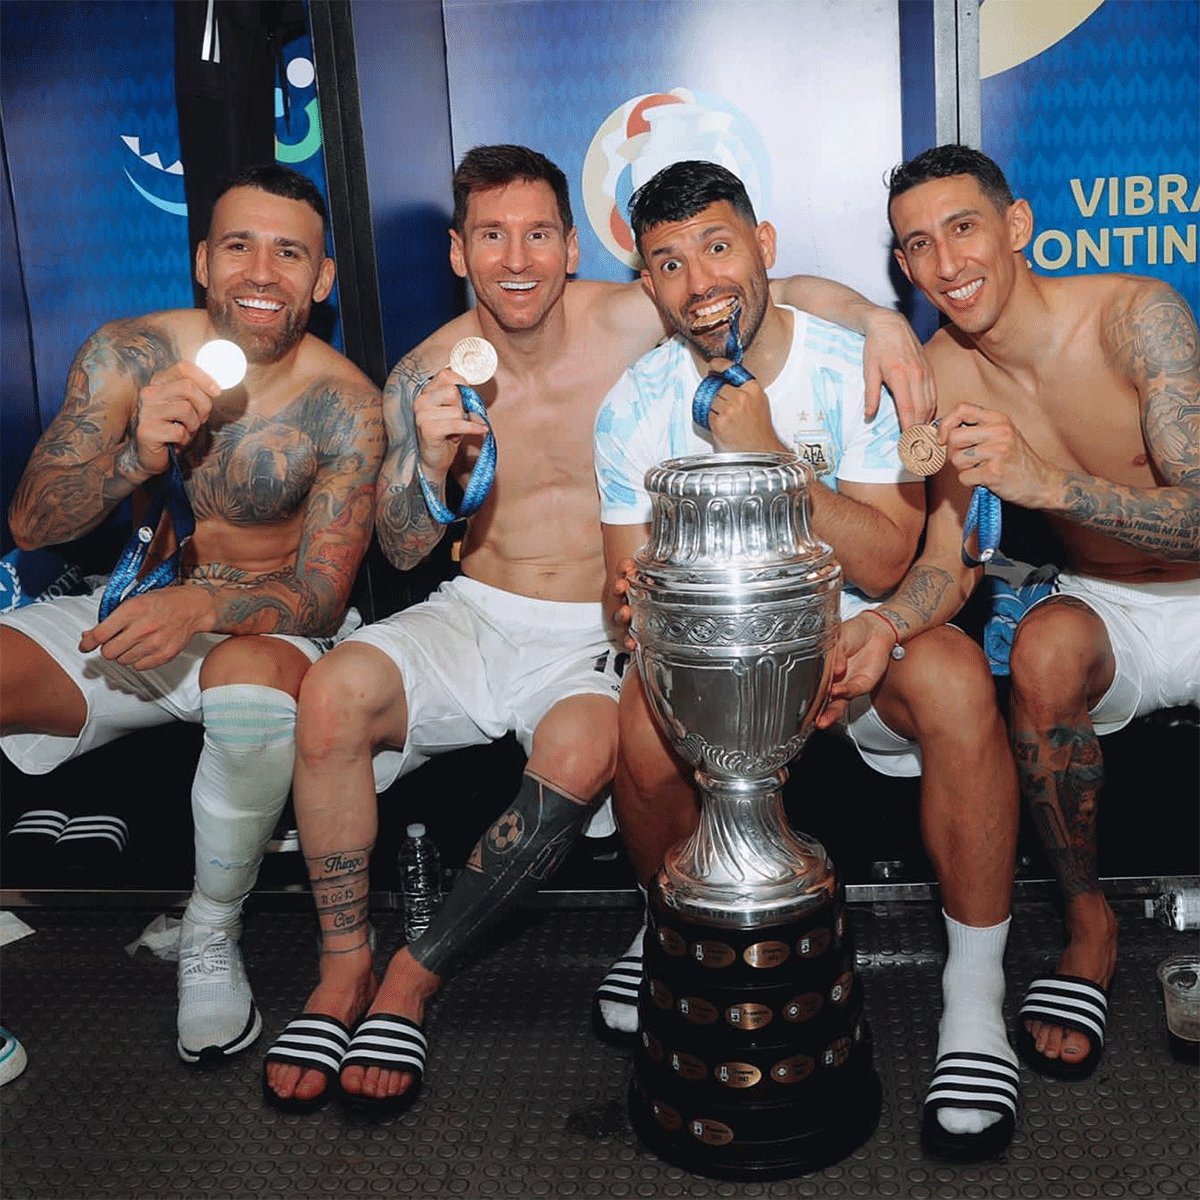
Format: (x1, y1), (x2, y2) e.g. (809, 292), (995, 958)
(184, 417), (319, 523)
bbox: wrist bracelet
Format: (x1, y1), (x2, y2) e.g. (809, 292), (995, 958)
(864, 607), (906, 661)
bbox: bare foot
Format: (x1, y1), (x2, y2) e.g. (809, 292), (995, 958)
(1024, 893), (1118, 1066)
(340, 946), (440, 1101)
(265, 944), (377, 1105)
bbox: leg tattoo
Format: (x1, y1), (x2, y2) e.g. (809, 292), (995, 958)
(1012, 723), (1104, 900)
(307, 846), (373, 955)
(410, 771), (601, 976)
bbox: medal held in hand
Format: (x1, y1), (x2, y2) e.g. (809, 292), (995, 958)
(897, 423), (946, 476)
(194, 338), (248, 391)
(98, 339), (243, 620)
(418, 337), (499, 523)
(897, 420), (1001, 567)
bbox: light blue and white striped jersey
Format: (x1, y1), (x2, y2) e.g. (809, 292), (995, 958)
(594, 306), (918, 615)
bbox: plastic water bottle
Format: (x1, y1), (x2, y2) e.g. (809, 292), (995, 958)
(399, 822), (442, 944)
(1146, 887), (1200, 932)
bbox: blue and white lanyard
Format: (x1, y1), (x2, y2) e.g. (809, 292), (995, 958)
(417, 383), (497, 524)
(691, 309), (755, 431)
(98, 447), (196, 620)
(962, 483), (1002, 567)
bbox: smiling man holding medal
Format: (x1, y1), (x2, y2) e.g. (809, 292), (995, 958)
(828, 143), (1200, 1087)
(263, 143), (941, 1117)
(0, 164), (383, 1068)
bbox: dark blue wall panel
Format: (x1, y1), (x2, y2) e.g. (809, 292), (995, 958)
(350, 0), (460, 368)
(1, 143), (38, 555)
(1, 2), (194, 432)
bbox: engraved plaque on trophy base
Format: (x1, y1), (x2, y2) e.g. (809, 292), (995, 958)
(628, 874), (881, 1179)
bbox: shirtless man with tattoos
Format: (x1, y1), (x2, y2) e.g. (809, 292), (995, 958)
(262, 143), (935, 1115)
(0, 165), (384, 1066)
(822, 144), (1199, 1083)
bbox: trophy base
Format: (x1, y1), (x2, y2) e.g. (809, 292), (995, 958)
(628, 880), (881, 1180)
(629, 1065), (882, 1181)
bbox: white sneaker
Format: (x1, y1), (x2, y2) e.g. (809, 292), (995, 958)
(176, 923), (262, 1065)
(0, 1027), (28, 1086)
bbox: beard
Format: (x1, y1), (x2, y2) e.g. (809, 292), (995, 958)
(206, 294), (309, 365)
(673, 279), (769, 363)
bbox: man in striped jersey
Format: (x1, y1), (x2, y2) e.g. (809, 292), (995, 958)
(593, 159), (1022, 1162)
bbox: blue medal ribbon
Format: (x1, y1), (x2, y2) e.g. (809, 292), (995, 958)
(98, 447), (196, 621)
(691, 308), (755, 431)
(417, 383), (497, 523)
(916, 416), (1002, 568)
(962, 485), (1002, 567)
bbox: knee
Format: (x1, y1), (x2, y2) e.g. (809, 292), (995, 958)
(295, 648), (392, 759)
(886, 626), (1000, 732)
(199, 635), (310, 696)
(200, 683), (297, 757)
(531, 696), (618, 800)
(1008, 603), (1103, 710)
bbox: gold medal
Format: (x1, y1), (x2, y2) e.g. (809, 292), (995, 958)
(897, 423), (946, 476)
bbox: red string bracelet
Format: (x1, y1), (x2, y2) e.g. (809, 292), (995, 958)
(864, 608), (906, 661)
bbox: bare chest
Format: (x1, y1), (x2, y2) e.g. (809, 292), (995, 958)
(957, 356), (1155, 487)
(183, 416), (319, 525)
(462, 365), (617, 498)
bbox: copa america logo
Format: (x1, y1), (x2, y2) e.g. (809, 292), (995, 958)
(582, 88), (773, 271)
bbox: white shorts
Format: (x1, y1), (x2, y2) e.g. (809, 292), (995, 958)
(345, 575), (623, 792)
(841, 695), (922, 779)
(1028, 573), (1200, 735)
(1, 581), (360, 774)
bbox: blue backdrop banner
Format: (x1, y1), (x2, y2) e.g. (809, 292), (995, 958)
(981, 0), (1198, 317)
(441, 0), (905, 304)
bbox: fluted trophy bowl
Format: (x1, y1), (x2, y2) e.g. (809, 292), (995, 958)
(628, 452), (842, 925)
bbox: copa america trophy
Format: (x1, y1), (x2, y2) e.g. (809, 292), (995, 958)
(625, 452), (881, 1179)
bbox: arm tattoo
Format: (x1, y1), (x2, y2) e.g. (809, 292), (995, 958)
(1067, 286), (1200, 559)
(375, 354), (448, 571)
(9, 321), (177, 546)
(877, 564), (960, 634)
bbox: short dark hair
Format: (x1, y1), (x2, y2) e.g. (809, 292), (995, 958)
(451, 144), (573, 234)
(628, 160), (758, 259)
(212, 163), (330, 239)
(886, 144), (1015, 231)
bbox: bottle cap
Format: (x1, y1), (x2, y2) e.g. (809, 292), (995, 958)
(406, 822), (426, 838)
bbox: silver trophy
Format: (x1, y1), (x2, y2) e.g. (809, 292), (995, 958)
(625, 452), (879, 1181)
(628, 451), (843, 924)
